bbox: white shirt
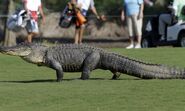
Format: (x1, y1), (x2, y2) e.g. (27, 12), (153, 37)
(23, 0), (41, 11)
(77, 0), (94, 10)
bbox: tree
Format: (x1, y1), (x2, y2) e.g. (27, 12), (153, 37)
(3, 0), (17, 46)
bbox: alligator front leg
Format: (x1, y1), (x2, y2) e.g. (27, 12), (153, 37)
(56, 68), (64, 82)
(81, 68), (91, 80)
(81, 52), (100, 80)
(49, 60), (64, 82)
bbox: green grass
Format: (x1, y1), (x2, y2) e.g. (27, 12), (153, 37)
(1, 48), (185, 111)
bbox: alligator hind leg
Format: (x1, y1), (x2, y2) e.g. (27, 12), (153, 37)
(81, 52), (100, 80)
(111, 71), (121, 80)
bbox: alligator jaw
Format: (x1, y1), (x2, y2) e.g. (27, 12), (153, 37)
(22, 56), (45, 65)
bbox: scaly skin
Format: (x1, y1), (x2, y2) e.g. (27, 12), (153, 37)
(0, 43), (185, 82)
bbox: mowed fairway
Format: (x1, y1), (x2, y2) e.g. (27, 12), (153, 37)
(1, 47), (185, 111)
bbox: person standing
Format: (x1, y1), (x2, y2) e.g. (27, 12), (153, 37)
(121, 0), (144, 49)
(23, 0), (45, 43)
(71, 0), (102, 44)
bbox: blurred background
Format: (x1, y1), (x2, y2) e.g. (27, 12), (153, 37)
(0, 0), (171, 47)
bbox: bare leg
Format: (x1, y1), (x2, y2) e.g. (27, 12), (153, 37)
(79, 25), (85, 44)
(135, 35), (142, 47)
(26, 32), (38, 43)
(138, 35), (142, 45)
(130, 37), (134, 45)
(74, 28), (80, 44)
(27, 33), (33, 43)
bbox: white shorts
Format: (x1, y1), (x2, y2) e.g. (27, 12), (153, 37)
(26, 19), (39, 33)
(126, 14), (143, 37)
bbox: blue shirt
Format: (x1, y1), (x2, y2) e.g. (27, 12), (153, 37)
(123, 0), (143, 16)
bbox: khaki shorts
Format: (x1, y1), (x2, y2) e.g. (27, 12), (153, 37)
(26, 19), (39, 33)
(126, 14), (143, 37)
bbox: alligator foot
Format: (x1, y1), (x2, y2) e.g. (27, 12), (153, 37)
(80, 77), (89, 80)
(56, 79), (62, 82)
(111, 72), (121, 80)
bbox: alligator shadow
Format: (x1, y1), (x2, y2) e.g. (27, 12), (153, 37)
(0, 78), (103, 83)
(0, 78), (141, 83)
(0, 79), (56, 83)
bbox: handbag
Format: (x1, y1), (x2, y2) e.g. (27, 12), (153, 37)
(75, 10), (86, 26)
(59, 3), (75, 28)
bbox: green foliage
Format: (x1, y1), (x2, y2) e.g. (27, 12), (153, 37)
(0, 48), (185, 111)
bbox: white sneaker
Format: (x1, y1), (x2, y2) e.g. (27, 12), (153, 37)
(126, 44), (134, 49)
(135, 44), (141, 49)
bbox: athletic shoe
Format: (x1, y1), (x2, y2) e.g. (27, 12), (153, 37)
(135, 44), (141, 49)
(126, 44), (134, 49)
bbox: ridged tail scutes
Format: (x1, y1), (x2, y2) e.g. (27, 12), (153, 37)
(134, 64), (185, 79)
(101, 52), (185, 79)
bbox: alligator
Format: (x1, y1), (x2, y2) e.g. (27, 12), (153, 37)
(0, 43), (185, 82)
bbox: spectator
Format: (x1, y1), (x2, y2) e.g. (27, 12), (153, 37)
(158, 0), (185, 41)
(22, 0), (45, 43)
(121, 0), (144, 49)
(71, 0), (102, 44)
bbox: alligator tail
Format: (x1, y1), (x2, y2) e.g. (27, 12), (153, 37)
(101, 52), (185, 79)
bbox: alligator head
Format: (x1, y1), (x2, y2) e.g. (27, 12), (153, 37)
(0, 43), (48, 65)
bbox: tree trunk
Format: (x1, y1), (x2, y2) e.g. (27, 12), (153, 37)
(3, 0), (16, 47)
